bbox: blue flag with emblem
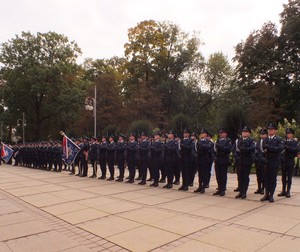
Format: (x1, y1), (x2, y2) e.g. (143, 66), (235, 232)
(1, 142), (14, 163)
(61, 133), (81, 165)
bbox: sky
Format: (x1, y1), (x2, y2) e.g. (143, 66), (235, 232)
(0, 0), (289, 63)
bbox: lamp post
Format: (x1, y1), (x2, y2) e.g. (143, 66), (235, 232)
(85, 85), (97, 137)
(17, 112), (26, 144)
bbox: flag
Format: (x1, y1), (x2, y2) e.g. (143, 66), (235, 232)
(1, 142), (14, 163)
(62, 136), (81, 165)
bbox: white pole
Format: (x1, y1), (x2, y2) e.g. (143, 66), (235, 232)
(94, 85), (97, 137)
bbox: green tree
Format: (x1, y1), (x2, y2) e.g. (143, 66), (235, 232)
(123, 20), (203, 126)
(0, 31), (86, 140)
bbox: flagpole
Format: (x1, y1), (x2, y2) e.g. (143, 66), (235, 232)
(94, 85), (97, 138)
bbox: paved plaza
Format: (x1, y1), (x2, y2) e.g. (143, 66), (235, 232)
(1, 164), (300, 251)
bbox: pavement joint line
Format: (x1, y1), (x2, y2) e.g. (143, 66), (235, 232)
(0, 184), (128, 252)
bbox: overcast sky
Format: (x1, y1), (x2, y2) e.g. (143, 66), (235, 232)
(1, 0), (288, 63)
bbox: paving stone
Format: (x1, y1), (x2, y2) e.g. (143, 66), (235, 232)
(195, 226), (276, 252)
(107, 226), (180, 252)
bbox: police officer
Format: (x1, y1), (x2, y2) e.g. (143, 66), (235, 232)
(190, 132), (198, 187)
(278, 128), (299, 198)
(98, 136), (108, 179)
(173, 135), (181, 185)
(194, 129), (214, 194)
(233, 126), (255, 199)
(179, 128), (193, 191)
(150, 132), (163, 187)
(116, 133), (127, 182)
(254, 128), (268, 194)
(261, 122), (284, 203)
(106, 135), (116, 181)
(163, 130), (178, 189)
(213, 128), (232, 196)
(138, 132), (150, 185)
(81, 137), (90, 177)
(126, 133), (138, 183)
(89, 137), (98, 178)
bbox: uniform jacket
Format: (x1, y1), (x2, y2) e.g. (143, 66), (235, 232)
(215, 138), (232, 165)
(263, 136), (284, 167)
(197, 138), (214, 165)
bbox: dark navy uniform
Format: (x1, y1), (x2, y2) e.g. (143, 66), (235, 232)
(255, 129), (268, 194)
(179, 130), (193, 191)
(98, 138), (108, 179)
(164, 133), (178, 188)
(214, 132), (232, 196)
(89, 138), (98, 177)
(150, 136), (163, 187)
(81, 138), (90, 177)
(233, 133), (255, 198)
(116, 139), (127, 181)
(138, 136), (150, 184)
(261, 123), (284, 202)
(195, 135), (214, 193)
(127, 139), (138, 183)
(278, 128), (299, 197)
(106, 139), (116, 180)
(189, 133), (198, 186)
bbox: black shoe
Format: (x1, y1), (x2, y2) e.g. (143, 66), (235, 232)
(98, 176), (106, 180)
(126, 179), (134, 183)
(173, 181), (180, 185)
(234, 187), (240, 192)
(163, 184), (172, 189)
(235, 193), (242, 198)
(205, 185), (209, 188)
(254, 189), (261, 194)
(219, 191), (225, 196)
(286, 192), (291, 198)
(278, 191), (286, 197)
(138, 181), (146, 185)
(136, 176), (142, 181)
(159, 179), (166, 183)
(178, 186), (184, 191)
(194, 187), (202, 193)
(213, 191), (221, 196)
(150, 182), (158, 187)
(269, 195), (274, 203)
(126, 176), (130, 179)
(75, 173), (80, 176)
(89, 175), (96, 178)
(107, 177), (114, 181)
(200, 188), (205, 193)
(116, 178), (123, 182)
(189, 183), (194, 187)
(147, 178), (153, 182)
(241, 194), (246, 199)
(260, 194), (270, 201)
(180, 186), (188, 191)
(260, 189), (265, 195)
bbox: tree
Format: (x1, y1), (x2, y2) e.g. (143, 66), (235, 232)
(0, 32), (86, 140)
(123, 20), (204, 127)
(234, 22), (283, 126)
(279, 0), (300, 120)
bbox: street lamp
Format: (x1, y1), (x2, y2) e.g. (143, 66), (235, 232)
(85, 85), (97, 137)
(17, 112), (26, 144)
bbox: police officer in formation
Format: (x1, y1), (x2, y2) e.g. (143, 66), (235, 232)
(213, 128), (232, 196)
(232, 126), (255, 199)
(260, 123), (284, 202)
(254, 128), (268, 194)
(8, 122), (300, 204)
(278, 128), (299, 198)
(194, 129), (214, 194)
(116, 133), (127, 182)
